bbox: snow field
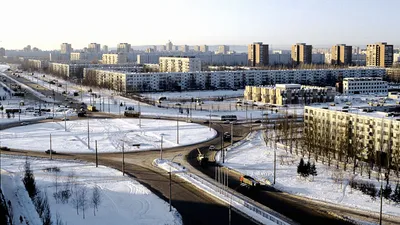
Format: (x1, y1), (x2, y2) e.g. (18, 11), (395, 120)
(0, 118), (217, 153)
(217, 131), (400, 218)
(0, 155), (182, 225)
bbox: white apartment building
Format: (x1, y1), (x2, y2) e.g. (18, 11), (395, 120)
(159, 56), (201, 72)
(304, 105), (400, 163)
(27, 59), (48, 70)
(61, 43), (72, 54)
(83, 67), (385, 93)
(343, 77), (388, 95)
(102, 53), (128, 64)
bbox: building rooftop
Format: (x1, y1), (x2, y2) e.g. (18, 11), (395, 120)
(343, 77), (384, 81)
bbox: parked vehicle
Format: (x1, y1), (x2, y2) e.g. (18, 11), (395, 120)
(239, 175), (260, 188)
(223, 132), (231, 141)
(0, 146), (10, 151)
(208, 145), (216, 151)
(45, 149), (57, 154)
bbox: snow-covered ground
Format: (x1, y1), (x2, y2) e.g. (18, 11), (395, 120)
(141, 89), (244, 100)
(217, 131), (400, 218)
(0, 155), (182, 225)
(0, 118), (216, 153)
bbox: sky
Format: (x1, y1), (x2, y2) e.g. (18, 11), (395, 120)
(1, 0), (399, 50)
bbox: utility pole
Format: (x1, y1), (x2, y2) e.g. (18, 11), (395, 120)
(380, 173), (383, 225)
(160, 135), (164, 160)
(87, 117), (90, 149)
(274, 121), (277, 184)
(95, 140), (98, 167)
(230, 122), (233, 146)
(176, 116), (179, 144)
(64, 110), (67, 132)
(209, 110), (211, 131)
(122, 142), (125, 176)
(250, 113), (252, 133)
(138, 101), (141, 128)
(49, 133), (52, 160)
(52, 89), (55, 119)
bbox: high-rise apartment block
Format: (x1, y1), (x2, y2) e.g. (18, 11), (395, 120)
(218, 45), (229, 54)
(180, 45), (189, 53)
(331, 44), (352, 65)
(193, 45), (200, 52)
(117, 43), (131, 53)
(248, 42), (269, 67)
(0, 47), (5, 57)
(159, 56), (201, 72)
(166, 41), (174, 51)
(366, 42), (393, 67)
(102, 45), (108, 53)
(88, 43), (101, 53)
(61, 43), (72, 54)
(291, 43), (312, 65)
(200, 45), (209, 53)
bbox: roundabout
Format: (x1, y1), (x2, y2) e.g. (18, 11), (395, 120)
(0, 118), (217, 153)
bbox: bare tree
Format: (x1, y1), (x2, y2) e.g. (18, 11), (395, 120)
(53, 170), (60, 203)
(91, 185), (102, 216)
(71, 185), (80, 215)
(79, 187), (89, 219)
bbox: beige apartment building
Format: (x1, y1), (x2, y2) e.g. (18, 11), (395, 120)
(244, 84), (335, 105)
(102, 53), (128, 64)
(117, 43), (131, 53)
(331, 44), (352, 65)
(218, 45), (229, 54)
(304, 105), (400, 163)
(88, 43), (101, 53)
(366, 42), (393, 67)
(291, 43), (312, 65)
(60, 43), (72, 54)
(159, 56), (201, 72)
(248, 42), (269, 67)
(200, 45), (209, 53)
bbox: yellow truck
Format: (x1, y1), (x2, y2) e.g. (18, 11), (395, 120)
(239, 175), (260, 188)
(87, 105), (97, 112)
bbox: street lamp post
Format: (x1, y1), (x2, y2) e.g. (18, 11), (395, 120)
(212, 122), (225, 163)
(176, 115), (179, 144)
(169, 153), (182, 212)
(379, 173), (384, 225)
(160, 134), (165, 160)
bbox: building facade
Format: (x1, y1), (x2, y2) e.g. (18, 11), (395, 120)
(366, 42), (393, 67)
(180, 45), (189, 53)
(291, 43), (312, 65)
(218, 45), (230, 54)
(82, 67), (384, 93)
(60, 43), (72, 54)
(0, 47), (5, 57)
(200, 45), (209, 53)
(244, 84), (335, 105)
(331, 44), (352, 65)
(159, 56), (201, 72)
(304, 105), (400, 165)
(343, 77), (388, 95)
(102, 53), (128, 64)
(88, 43), (101, 53)
(117, 43), (131, 53)
(248, 42), (269, 67)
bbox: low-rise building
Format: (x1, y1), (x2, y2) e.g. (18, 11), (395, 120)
(244, 84), (335, 105)
(159, 56), (201, 72)
(343, 77), (388, 95)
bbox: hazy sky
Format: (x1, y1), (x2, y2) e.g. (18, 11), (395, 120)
(1, 0), (399, 50)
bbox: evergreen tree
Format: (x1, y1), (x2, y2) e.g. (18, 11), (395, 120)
(22, 159), (37, 199)
(392, 183), (400, 203)
(310, 163), (318, 177)
(297, 158), (305, 175)
(305, 161), (311, 177)
(382, 184), (392, 200)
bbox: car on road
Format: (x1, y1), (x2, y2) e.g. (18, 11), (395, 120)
(223, 120), (230, 124)
(223, 132), (231, 141)
(45, 116), (54, 119)
(203, 120), (210, 124)
(61, 117), (69, 121)
(208, 145), (216, 151)
(20, 122), (29, 126)
(253, 120), (262, 123)
(0, 146), (10, 151)
(45, 149), (56, 154)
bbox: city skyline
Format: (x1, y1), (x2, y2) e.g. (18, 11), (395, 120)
(1, 0), (400, 50)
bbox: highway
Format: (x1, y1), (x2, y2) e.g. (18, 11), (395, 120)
(2, 71), (400, 224)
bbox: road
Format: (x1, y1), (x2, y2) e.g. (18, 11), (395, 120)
(2, 71), (400, 224)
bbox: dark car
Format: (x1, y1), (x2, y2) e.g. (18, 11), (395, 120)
(45, 149), (57, 154)
(253, 120), (262, 123)
(223, 132), (231, 141)
(203, 120), (210, 124)
(0, 146), (10, 151)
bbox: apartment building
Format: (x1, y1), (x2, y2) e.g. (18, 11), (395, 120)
(82, 67), (384, 93)
(88, 43), (101, 53)
(244, 84), (335, 105)
(343, 77), (388, 95)
(248, 42), (269, 67)
(27, 59), (48, 70)
(200, 45), (209, 53)
(193, 46), (200, 52)
(366, 42), (393, 67)
(304, 105), (400, 163)
(291, 43), (312, 64)
(159, 56), (201, 72)
(180, 45), (189, 53)
(218, 45), (229, 54)
(331, 44), (352, 65)
(60, 43), (72, 54)
(102, 53), (128, 64)
(0, 47), (5, 57)
(102, 45), (108, 53)
(166, 41), (173, 51)
(137, 52), (247, 65)
(117, 43), (131, 53)
(47, 62), (137, 78)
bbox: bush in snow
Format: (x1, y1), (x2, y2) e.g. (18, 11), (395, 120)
(297, 158), (309, 178)
(380, 184), (392, 200)
(23, 159), (37, 199)
(349, 180), (378, 200)
(392, 183), (400, 203)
